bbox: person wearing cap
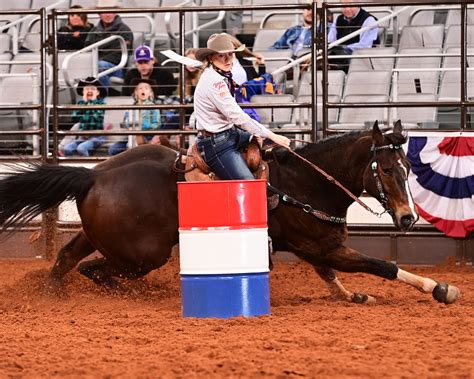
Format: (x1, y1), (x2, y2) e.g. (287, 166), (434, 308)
(109, 78), (162, 156)
(122, 45), (176, 97)
(84, 0), (133, 87)
(62, 77), (107, 157)
(57, 5), (93, 51)
(193, 33), (291, 181)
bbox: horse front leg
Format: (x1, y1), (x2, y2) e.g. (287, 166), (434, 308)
(322, 245), (460, 305)
(314, 265), (376, 304)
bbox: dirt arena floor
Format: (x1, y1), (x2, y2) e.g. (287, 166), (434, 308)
(0, 253), (473, 379)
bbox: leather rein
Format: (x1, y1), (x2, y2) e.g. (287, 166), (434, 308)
(269, 142), (402, 223)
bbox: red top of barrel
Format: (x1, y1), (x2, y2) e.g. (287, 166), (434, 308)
(178, 180), (268, 230)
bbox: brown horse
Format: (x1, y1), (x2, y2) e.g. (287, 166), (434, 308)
(0, 121), (460, 304)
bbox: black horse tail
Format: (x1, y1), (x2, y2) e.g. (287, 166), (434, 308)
(0, 163), (96, 233)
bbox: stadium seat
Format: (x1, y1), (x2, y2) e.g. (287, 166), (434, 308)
(348, 47), (396, 72)
(343, 70), (391, 97)
(297, 70), (346, 99)
(252, 29), (287, 52)
(331, 94), (389, 130)
(394, 47), (441, 95)
(249, 94), (294, 128)
(398, 24), (445, 50)
(393, 93), (439, 129)
(444, 24), (474, 49)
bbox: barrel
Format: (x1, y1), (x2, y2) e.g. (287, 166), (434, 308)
(178, 179), (270, 318)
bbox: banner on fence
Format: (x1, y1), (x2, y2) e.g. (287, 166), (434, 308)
(407, 136), (474, 238)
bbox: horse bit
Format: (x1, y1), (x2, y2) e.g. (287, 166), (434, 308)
(269, 142), (403, 224)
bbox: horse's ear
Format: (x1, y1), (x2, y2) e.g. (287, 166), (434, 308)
(393, 119), (403, 134)
(372, 120), (384, 144)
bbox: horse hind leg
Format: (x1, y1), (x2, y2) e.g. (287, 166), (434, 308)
(315, 266), (376, 304)
(77, 257), (125, 290)
(46, 231), (96, 292)
(322, 245), (460, 305)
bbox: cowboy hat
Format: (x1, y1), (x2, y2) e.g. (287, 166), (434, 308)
(96, 0), (122, 8)
(76, 76), (108, 98)
(194, 33), (245, 61)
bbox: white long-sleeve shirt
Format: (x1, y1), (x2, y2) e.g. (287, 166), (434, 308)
(193, 66), (271, 138)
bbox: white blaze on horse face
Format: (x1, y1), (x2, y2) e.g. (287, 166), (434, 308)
(398, 158), (417, 217)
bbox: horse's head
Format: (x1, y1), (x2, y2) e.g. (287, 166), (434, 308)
(363, 120), (418, 231)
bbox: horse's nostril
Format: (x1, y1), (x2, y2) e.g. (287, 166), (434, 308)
(400, 215), (415, 229)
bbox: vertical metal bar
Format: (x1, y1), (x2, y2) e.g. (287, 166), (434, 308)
(179, 10), (186, 148)
(44, 8), (58, 260)
(460, 3), (467, 131)
(51, 9), (59, 163)
(311, 0), (317, 142)
(322, 3), (329, 138)
(40, 8), (48, 160)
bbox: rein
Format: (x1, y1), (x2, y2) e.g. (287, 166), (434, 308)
(269, 140), (402, 222)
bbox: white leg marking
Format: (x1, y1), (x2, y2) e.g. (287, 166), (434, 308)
(397, 268), (437, 293)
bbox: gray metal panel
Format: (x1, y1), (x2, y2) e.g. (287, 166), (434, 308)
(347, 236), (393, 261)
(397, 237), (457, 265)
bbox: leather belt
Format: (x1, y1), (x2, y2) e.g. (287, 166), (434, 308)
(197, 128), (233, 138)
(197, 129), (215, 137)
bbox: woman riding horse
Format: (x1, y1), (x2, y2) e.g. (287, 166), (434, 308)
(193, 33), (290, 180)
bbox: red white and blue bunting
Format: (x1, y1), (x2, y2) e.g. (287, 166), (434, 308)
(407, 136), (474, 238)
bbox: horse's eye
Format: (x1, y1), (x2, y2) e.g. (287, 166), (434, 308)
(381, 167), (392, 175)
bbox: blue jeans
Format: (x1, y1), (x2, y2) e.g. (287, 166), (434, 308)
(98, 60), (124, 87)
(197, 127), (254, 180)
(108, 140), (128, 156)
(64, 136), (106, 157)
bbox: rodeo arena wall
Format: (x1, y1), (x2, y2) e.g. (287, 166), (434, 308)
(0, 0), (472, 265)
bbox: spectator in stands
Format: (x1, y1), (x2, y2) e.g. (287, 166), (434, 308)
(122, 45), (176, 97)
(109, 78), (162, 156)
(84, 0), (133, 87)
(270, 2), (314, 58)
(62, 77), (107, 157)
(328, 0), (379, 53)
(57, 5), (93, 51)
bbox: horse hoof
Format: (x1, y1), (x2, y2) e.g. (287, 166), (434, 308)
(351, 293), (376, 305)
(432, 282), (460, 304)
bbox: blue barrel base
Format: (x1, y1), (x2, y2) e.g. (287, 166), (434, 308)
(181, 273), (270, 318)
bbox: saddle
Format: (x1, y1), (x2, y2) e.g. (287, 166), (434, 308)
(181, 137), (269, 182)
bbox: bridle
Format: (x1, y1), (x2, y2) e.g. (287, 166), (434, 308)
(269, 141), (404, 223)
(369, 142), (404, 217)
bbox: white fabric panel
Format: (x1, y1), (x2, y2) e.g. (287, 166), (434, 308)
(418, 137), (474, 178)
(409, 176), (474, 220)
(179, 228), (269, 275)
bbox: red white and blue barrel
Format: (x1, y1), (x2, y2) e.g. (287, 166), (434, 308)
(178, 179), (270, 318)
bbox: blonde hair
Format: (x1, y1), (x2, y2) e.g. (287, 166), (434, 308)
(133, 82), (155, 103)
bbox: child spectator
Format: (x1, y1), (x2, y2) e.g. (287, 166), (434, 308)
(108, 78), (161, 156)
(62, 77), (107, 157)
(57, 5), (93, 51)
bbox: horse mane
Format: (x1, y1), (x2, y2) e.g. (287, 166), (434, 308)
(273, 130), (370, 163)
(273, 128), (407, 164)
